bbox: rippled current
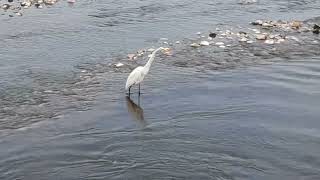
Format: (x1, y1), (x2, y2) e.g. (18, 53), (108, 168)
(1, 0), (320, 179)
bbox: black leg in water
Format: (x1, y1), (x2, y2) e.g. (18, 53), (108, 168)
(128, 87), (131, 97)
(138, 84), (141, 95)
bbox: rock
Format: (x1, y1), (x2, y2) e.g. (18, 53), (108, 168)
(264, 39), (274, 45)
(190, 43), (200, 47)
(209, 32), (217, 38)
(67, 0), (76, 3)
(256, 34), (267, 40)
(251, 20), (263, 26)
(200, 41), (210, 46)
(239, 31), (248, 37)
(226, 30), (232, 35)
(35, 3), (42, 8)
(2, 4), (10, 10)
(15, 12), (22, 16)
(196, 32), (201, 35)
(262, 22), (273, 28)
(238, 0), (257, 4)
(115, 63), (124, 67)
(313, 24), (320, 34)
(268, 34), (280, 39)
(239, 37), (248, 42)
(290, 20), (302, 29)
(275, 39), (285, 44)
(247, 40), (254, 44)
(219, 45), (226, 48)
(215, 42), (224, 46)
(8, 0), (13, 3)
(175, 41), (180, 44)
(21, 1), (31, 7)
(44, 0), (58, 5)
(127, 54), (136, 60)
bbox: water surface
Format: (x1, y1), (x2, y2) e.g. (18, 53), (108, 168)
(0, 0), (320, 179)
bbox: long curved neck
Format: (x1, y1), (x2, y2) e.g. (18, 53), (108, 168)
(144, 47), (162, 71)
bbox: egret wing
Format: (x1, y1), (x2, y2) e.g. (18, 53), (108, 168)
(125, 66), (144, 90)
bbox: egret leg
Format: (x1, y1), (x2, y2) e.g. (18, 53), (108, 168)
(138, 84), (141, 95)
(128, 87), (131, 97)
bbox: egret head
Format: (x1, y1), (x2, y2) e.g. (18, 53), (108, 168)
(160, 47), (172, 56)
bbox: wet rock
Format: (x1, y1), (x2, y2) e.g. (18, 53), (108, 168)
(268, 34), (282, 39)
(15, 12), (22, 16)
(8, 0), (14, 3)
(209, 32), (217, 38)
(239, 37), (248, 42)
(251, 20), (263, 26)
(190, 43), (200, 48)
(200, 41), (210, 46)
(2, 4), (10, 10)
(21, 0), (31, 8)
(290, 20), (302, 29)
(43, 0), (58, 5)
(262, 22), (273, 28)
(256, 34), (267, 40)
(313, 24), (320, 34)
(238, 0), (257, 5)
(225, 30), (232, 35)
(215, 42), (224, 46)
(34, 3), (42, 8)
(67, 0), (75, 3)
(275, 39), (285, 44)
(239, 31), (248, 37)
(115, 63), (124, 67)
(264, 39), (275, 45)
(127, 54), (136, 60)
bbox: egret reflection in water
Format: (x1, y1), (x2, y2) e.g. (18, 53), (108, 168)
(125, 96), (146, 126)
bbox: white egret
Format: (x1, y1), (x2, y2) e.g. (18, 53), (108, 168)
(125, 47), (164, 95)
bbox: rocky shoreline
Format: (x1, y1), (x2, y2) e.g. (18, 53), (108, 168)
(110, 18), (319, 71)
(1, 0), (74, 17)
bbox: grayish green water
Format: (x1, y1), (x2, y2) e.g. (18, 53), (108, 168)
(0, 0), (320, 179)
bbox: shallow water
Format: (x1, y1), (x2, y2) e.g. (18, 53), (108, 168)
(1, 0), (320, 179)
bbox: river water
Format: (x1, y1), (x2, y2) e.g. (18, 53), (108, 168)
(1, 0), (320, 179)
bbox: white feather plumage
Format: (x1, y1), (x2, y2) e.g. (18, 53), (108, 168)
(125, 47), (164, 92)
